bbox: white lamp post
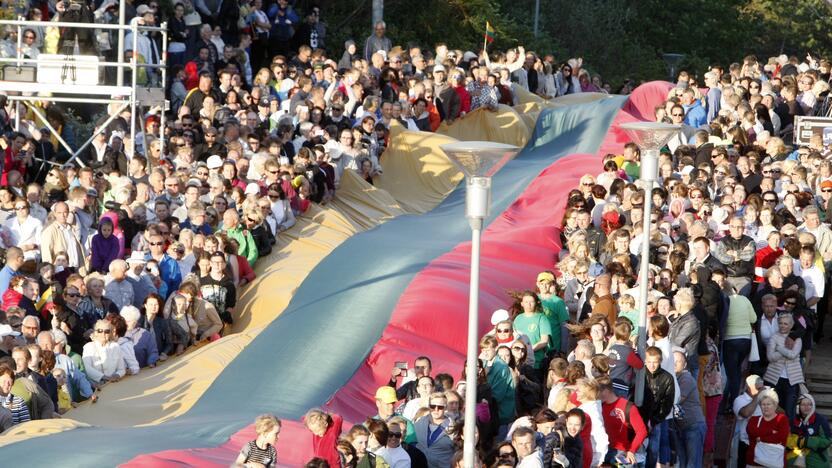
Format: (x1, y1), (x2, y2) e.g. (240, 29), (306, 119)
(618, 122), (679, 404)
(440, 141), (519, 467)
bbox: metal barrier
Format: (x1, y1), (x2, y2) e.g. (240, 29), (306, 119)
(0, 14), (168, 167)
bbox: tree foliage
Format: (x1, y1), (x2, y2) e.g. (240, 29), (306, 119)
(311, 0), (832, 87)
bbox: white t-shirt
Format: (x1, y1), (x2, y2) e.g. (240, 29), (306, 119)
(732, 392), (762, 444)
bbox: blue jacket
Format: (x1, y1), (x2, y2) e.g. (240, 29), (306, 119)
(266, 5), (299, 41)
(149, 254), (181, 299)
(684, 100), (707, 129)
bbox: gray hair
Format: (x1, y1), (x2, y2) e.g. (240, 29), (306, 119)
(120, 305), (141, 324)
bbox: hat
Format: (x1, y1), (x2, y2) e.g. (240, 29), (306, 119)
(126, 251), (147, 264)
(680, 165), (695, 176)
(137, 5), (152, 16)
(187, 178), (202, 188)
(258, 98), (270, 107)
(206, 155), (224, 169)
(87, 188), (98, 198)
(711, 206), (729, 225)
(463, 51), (478, 62)
(537, 272), (555, 283)
(170, 241), (185, 254)
(821, 180), (832, 190)
(433, 64), (446, 73)
(375, 386), (398, 404)
(675, 79), (689, 90)
(490, 309), (510, 325)
(0, 323), (20, 337)
(245, 182), (260, 196)
(195, 161), (208, 169)
(760, 90), (776, 98)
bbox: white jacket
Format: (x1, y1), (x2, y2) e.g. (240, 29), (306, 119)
(578, 400), (609, 467)
(82, 340), (126, 383)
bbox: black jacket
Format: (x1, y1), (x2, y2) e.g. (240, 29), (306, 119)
(712, 235), (755, 278)
(639, 367), (675, 425)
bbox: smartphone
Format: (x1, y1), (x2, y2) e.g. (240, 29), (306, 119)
(394, 361), (408, 370)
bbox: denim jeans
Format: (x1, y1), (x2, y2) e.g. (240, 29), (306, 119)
(646, 419), (670, 468)
(722, 338), (751, 406)
(672, 421), (706, 468)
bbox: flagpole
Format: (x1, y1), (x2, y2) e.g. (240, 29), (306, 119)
(483, 21), (488, 56)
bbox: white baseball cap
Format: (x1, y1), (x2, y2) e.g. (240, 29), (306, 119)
(206, 155), (224, 169)
(490, 309), (510, 325)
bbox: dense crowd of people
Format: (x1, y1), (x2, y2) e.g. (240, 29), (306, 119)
(0, 0), (601, 440)
(0, 2), (831, 468)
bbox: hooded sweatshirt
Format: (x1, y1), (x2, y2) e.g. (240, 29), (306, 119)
(90, 219), (121, 274)
(338, 40), (356, 71)
(788, 394), (832, 468)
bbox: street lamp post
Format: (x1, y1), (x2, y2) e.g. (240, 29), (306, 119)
(618, 122), (679, 404)
(440, 141), (519, 468)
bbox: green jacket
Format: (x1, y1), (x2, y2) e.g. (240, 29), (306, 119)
(484, 357), (516, 425)
(540, 294), (569, 352)
(223, 226), (259, 267)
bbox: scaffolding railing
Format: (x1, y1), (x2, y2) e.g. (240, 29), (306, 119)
(0, 15), (168, 168)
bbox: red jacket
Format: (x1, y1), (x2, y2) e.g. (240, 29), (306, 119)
(580, 415), (593, 468)
(746, 414), (789, 466)
(2, 147), (23, 185)
(453, 85), (471, 114)
(307, 413), (342, 468)
(1, 288), (22, 311)
(602, 397), (648, 453)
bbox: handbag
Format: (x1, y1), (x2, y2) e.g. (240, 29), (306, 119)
(749, 331), (760, 362)
(753, 417), (785, 468)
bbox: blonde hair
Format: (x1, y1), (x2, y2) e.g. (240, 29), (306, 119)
(304, 408), (331, 433)
(255, 413), (281, 435)
(673, 287), (695, 313)
(576, 378), (599, 401)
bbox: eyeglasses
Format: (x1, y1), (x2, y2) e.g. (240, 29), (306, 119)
(429, 404), (446, 410)
(702, 210), (712, 216)
(771, 169), (782, 173)
(496, 328), (511, 333)
(95, 328), (111, 333)
(389, 432), (402, 438)
(150, 241), (164, 246)
(823, 189), (832, 193)
(671, 113), (684, 117)
(66, 292), (80, 298)
(14, 206), (27, 210)
(784, 301), (797, 306)
(764, 198), (777, 203)
(581, 182), (593, 186)
(24, 35), (34, 39)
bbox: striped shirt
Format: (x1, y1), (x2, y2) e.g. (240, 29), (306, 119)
(238, 440), (276, 468)
(0, 393), (31, 425)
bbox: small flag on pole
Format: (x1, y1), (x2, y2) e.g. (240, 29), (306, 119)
(484, 21), (495, 43)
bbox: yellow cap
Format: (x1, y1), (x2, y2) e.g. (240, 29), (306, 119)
(375, 386), (398, 404)
(537, 272), (555, 283)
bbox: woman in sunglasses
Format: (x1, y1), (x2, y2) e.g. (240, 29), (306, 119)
(81, 319), (126, 386)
